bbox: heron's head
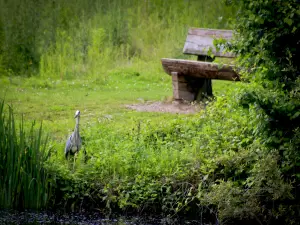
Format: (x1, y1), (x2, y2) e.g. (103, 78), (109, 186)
(74, 110), (80, 118)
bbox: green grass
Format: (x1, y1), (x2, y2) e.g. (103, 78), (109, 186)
(0, 63), (238, 135)
(0, 64), (241, 173)
(0, 61), (242, 214)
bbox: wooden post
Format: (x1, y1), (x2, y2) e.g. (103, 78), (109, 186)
(195, 55), (214, 101)
(171, 72), (195, 101)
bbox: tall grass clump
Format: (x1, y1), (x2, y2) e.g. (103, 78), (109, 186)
(39, 0), (237, 80)
(0, 100), (52, 209)
(0, 0), (236, 77)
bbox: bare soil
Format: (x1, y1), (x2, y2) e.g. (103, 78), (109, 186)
(126, 100), (204, 114)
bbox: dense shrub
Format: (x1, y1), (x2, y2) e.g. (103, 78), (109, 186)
(196, 0), (300, 224)
(233, 0), (300, 187)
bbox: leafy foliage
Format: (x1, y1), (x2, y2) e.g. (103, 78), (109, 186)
(197, 0), (300, 223)
(231, 0), (300, 177)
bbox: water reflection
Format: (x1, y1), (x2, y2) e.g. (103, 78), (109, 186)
(0, 210), (148, 225)
(0, 210), (204, 225)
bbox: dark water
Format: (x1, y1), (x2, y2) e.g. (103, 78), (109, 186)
(0, 210), (205, 225)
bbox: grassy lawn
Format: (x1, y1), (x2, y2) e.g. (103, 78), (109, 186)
(1, 69), (239, 152)
(0, 64), (239, 141)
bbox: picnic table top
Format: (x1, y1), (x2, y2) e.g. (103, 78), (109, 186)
(183, 28), (235, 58)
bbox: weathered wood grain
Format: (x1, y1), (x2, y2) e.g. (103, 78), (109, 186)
(183, 28), (235, 58)
(172, 73), (188, 83)
(171, 72), (195, 101)
(173, 89), (195, 101)
(172, 78), (190, 89)
(162, 58), (240, 81)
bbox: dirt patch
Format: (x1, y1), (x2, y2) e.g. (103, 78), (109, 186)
(126, 100), (204, 114)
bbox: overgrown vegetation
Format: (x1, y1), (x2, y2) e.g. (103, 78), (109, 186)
(199, 0), (300, 223)
(0, 100), (52, 209)
(0, 0), (299, 224)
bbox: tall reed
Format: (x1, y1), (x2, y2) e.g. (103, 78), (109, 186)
(0, 100), (52, 209)
(38, 0), (236, 79)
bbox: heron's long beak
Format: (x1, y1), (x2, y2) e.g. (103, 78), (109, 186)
(74, 111), (80, 118)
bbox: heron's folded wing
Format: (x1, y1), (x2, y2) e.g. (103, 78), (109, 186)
(65, 134), (73, 154)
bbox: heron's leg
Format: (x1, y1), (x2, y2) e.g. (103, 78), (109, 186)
(72, 153), (77, 171)
(65, 151), (69, 160)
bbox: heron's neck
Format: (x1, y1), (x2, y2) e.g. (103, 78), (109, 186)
(74, 117), (80, 134)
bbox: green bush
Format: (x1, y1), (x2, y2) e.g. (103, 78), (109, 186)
(233, 0), (300, 186)
(195, 0), (300, 223)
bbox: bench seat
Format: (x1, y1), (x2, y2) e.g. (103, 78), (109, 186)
(161, 58), (240, 81)
(161, 28), (240, 102)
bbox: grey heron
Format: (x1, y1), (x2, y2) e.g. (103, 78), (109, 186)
(65, 110), (82, 159)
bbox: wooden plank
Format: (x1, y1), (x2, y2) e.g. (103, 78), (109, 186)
(172, 81), (189, 91)
(172, 74), (188, 83)
(173, 89), (195, 101)
(183, 28), (236, 57)
(188, 28), (233, 39)
(171, 72), (195, 101)
(172, 72), (190, 92)
(161, 58), (240, 81)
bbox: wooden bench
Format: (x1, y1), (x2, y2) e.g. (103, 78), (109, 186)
(161, 28), (240, 102)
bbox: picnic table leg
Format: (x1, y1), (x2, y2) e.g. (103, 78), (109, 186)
(171, 72), (195, 101)
(195, 56), (214, 101)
